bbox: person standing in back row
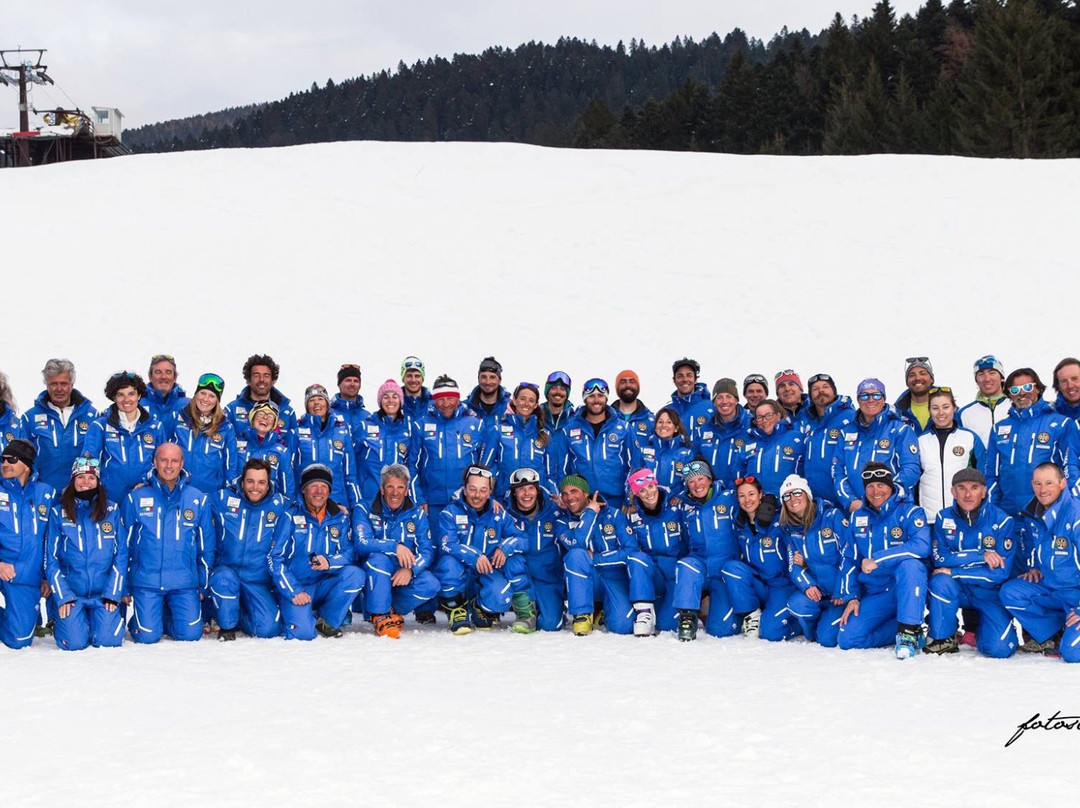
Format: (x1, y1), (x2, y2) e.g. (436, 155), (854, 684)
(20, 358), (97, 492)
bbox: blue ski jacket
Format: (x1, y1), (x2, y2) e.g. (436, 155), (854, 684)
(19, 390), (97, 491)
(736, 421), (805, 497)
(0, 473), (55, 586)
(294, 412), (361, 510)
(166, 409), (239, 496)
(46, 497), (126, 603)
(484, 411), (557, 496)
(355, 411), (421, 505)
(692, 407), (754, 489)
(354, 495), (434, 572)
(1016, 490), (1080, 591)
(415, 403), (487, 509)
(839, 495), (931, 601)
(269, 499), (357, 596)
(141, 384), (189, 424)
(211, 485), (289, 584)
(680, 484), (739, 577)
(564, 408), (633, 502)
(236, 427), (293, 500)
(799, 396), (855, 504)
(931, 501), (1017, 587)
(83, 406), (167, 500)
(437, 498), (526, 562)
(832, 406), (920, 509)
(780, 501), (848, 597)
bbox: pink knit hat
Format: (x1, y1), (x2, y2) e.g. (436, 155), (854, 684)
(378, 379), (403, 404)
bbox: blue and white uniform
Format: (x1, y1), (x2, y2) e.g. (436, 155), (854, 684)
(564, 408), (633, 507)
(294, 412), (361, 510)
(783, 502), (849, 646)
(46, 496), (126, 650)
(626, 491), (685, 631)
(123, 470), (214, 644)
(506, 494), (566, 631)
(671, 484), (741, 637)
(485, 412), (557, 497)
(832, 407), (920, 510)
(19, 390), (96, 492)
(209, 485), (290, 637)
(0, 473), (55, 649)
(722, 500), (798, 641)
(226, 387), (299, 456)
(799, 396), (855, 505)
(166, 409), (239, 496)
(141, 384), (189, 424)
(736, 421), (805, 497)
(415, 403), (486, 510)
(355, 410), (421, 505)
(83, 406), (167, 502)
(631, 434), (695, 498)
(692, 407), (753, 490)
(269, 499), (363, 640)
(355, 495), (440, 617)
(928, 501), (1018, 657)
(836, 495), (930, 649)
(236, 427), (293, 500)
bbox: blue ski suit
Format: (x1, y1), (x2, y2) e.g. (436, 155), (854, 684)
(625, 490), (686, 631)
(0, 474), (55, 649)
(782, 502), (849, 646)
(736, 421), (806, 497)
(330, 394), (370, 452)
(506, 494), (566, 631)
(83, 406), (168, 503)
(668, 383), (714, 431)
(557, 503), (655, 634)
(294, 412), (361, 510)
(541, 402), (575, 485)
(354, 495), (439, 617)
(616, 401), (655, 454)
(225, 387), (299, 456)
(692, 406), (753, 490)
(141, 384), (189, 424)
(799, 396), (855, 505)
(485, 411), (557, 497)
(269, 499), (363, 640)
(433, 498), (531, 615)
(671, 484), (741, 637)
(355, 411), (421, 506)
(466, 385), (511, 435)
(985, 400), (1080, 516)
(403, 387), (433, 420)
(123, 470), (214, 644)
(832, 406), (920, 510)
(209, 485), (290, 637)
(415, 403), (487, 510)
(837, 495), (930, 650)
(236, 427), (293, 500)
(0, 403), (23, 454)
(723, 501), (798, 641)
(564, 408), (633, 507)
(630, 434), (695, 498)
(1001, 490), (1080, 662)
(46, 497), (127, 650)
(166, 409), (240, 496)
(19, 389), (97, 492)
(928, 501), (1018, 657)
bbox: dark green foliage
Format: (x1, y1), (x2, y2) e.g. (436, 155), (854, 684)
(128, 1), (1080, 158)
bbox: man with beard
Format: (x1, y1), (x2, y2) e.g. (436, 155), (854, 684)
(565, 378), (632, 507)
(542, 371), (574, 485)
(668, 358), (713, 433)
(225, 354), (298, 455)
(467, 357), (511, 433)
(693, 378), (752, 490)
(141, 354), (189, 422)
(613, 370), (654, 453)
(400, 356), (432, 420)
(800, 373), (855, 505)
(894, 357), (935, 431)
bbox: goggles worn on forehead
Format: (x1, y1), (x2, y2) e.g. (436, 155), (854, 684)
(861, 467), (893, 483)
(197, 373), (225, 395)
(582, 378), (609, 396)
(546, 371), (571, 388)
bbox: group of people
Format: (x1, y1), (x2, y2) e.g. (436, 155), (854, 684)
(0, 351), (1078, 662)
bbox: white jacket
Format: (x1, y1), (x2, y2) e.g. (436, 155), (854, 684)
(916, 425), (986, 523)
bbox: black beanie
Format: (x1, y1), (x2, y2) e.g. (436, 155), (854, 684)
(4, 438), (37, 469)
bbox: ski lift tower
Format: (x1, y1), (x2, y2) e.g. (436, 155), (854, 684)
(0, 48), (54, 167)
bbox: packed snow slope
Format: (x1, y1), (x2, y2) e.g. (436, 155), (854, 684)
(2, 143), (1079, 807)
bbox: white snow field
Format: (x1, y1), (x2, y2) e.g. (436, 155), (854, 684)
(3, 143), (1080, 806)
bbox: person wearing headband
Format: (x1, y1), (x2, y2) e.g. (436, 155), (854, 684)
(836, 461), (930, 660)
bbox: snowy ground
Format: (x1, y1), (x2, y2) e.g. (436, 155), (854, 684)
(3, 142), (1079, 805)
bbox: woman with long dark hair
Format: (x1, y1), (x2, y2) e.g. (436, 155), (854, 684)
(45, 457), (126, 650)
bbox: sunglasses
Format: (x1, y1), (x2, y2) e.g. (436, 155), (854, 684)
(905, 356), (929, 365)
(197, 373), (225, 394)
(774, 369), (797, 381)
(150, 354), (175, 364)
(861, 467), (893, 482)
(858, 391), (885, 401)
(1009, 383), (1036, 395)
(517, 381), (540, 393)
(929, 386), (952, 395)
(340, 363), (361, 371)
(1, 454), (21, 465)
(465, 465), (494, 479)
(546, 371), (571, 387)
(110, 371), (137, 381)
(582, 378), (609, 396)
(781, 490), (806, 502)
(734, 475), (757, 486)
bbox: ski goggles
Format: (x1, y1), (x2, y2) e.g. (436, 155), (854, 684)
(71, 457), (101, 477)
(743, 374), (767, 388)
(774, 369), (798, 381)
(546, 371), (571, 388)
(857, 391), (885, 402)
(196, 373), (225, 395)
(1009, 383), (1036, 396)
(109, 371), (138, 382)
(400, 357), (425, 377)
(973, 355), (1001, 372)
(249, 401), (280, 421)
(861, 467), (893, 483)
(806, 373), (834, 388)
(509, 467), (541, 488)
(582, 378), (609, 396)
(517, 381), (540, 393)
(683, 460), (713, 480)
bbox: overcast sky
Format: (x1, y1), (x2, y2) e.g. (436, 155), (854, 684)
(4, 1), (926, 129)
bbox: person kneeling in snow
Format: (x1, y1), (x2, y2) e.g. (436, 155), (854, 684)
(558, 474), (656, 637)
(270, 464), (363, 640)
(432, 464), (535, 635)
(837, 462), (930, 659)
(1000, 462), (1080, 661)
(354, 464), (440, 638)
(924, 468), (1018, 657)
(208, 459), (290, 641)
